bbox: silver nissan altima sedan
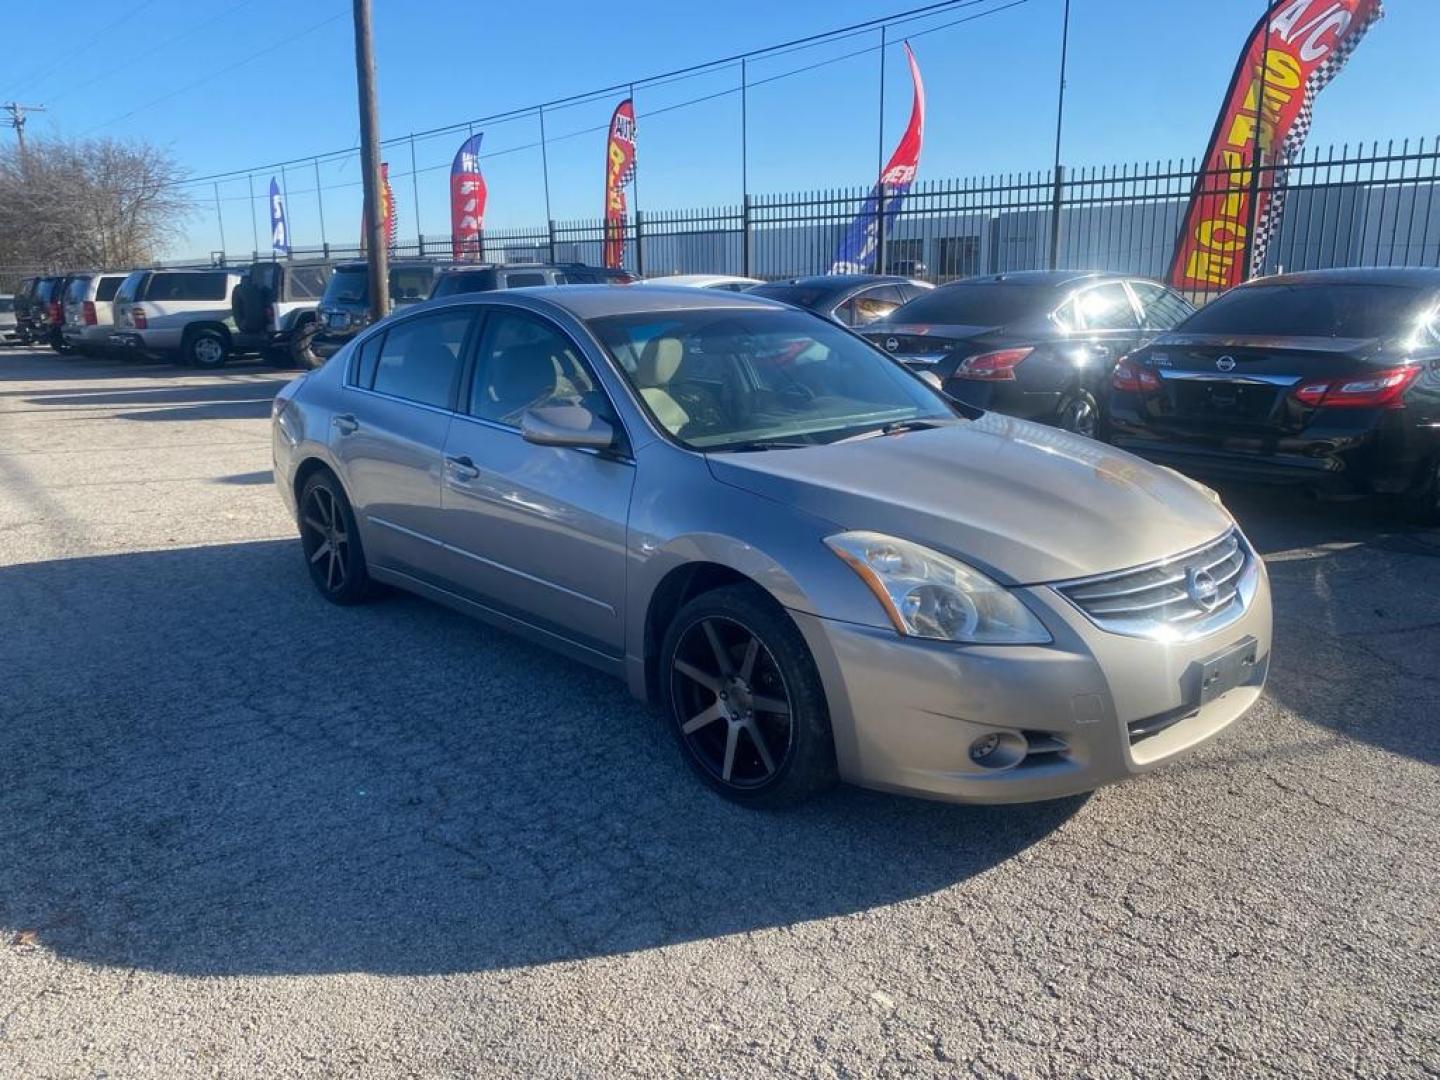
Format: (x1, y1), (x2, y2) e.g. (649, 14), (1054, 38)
(271, 286), (1271, 807)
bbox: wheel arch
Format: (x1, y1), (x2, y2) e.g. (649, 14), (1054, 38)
(641, 561), (771, 703)
(181, 321), (233, 349)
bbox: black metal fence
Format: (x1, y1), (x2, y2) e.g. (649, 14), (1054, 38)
(6, 137), (1437, 302)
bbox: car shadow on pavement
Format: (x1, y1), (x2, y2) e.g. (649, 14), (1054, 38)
(0, 540), (1081, 977)
(1218, 483), (1440, 768)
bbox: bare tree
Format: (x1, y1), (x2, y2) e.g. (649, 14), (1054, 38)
(0, 136), (195, 272)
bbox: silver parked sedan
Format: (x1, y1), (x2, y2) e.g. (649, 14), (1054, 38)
(272, 286), (1271, 807)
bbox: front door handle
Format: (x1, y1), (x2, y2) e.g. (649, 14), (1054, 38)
(333, 414), (359, 435)
(445, 454), (480, 481)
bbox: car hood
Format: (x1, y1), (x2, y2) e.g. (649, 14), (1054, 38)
(705, 414), (1232, 586)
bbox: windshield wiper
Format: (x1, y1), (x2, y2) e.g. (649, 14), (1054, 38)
(714, 438), (814, 453)
(835, 418), (948, 443)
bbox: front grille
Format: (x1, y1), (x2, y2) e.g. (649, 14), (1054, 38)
(1053, 530), (1253, 641)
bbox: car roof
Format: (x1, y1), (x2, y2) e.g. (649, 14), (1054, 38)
(945, 270), (1138, 289)
(643, 274), (760, 285)
(765, 274), (915, 289)
(425, 284), (787, 320)
(1236, 267), (1440, 289)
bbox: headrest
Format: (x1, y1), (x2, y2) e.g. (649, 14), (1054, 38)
(637, 336), (683, 387)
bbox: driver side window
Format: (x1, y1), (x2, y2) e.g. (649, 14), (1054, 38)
(470, 309), (619, 430)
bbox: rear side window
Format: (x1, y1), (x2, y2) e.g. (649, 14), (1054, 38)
(113, 272), (149, 306)
(370, 310), (473, 408)
(431, 271), (497, 298)
(503, 272), (548, 288)
(0, 297), (13, 313)
(95, 277), (124, 302)
(284, 266), (329, 301)
(146, 272), (229, 301)
(1075, 283), (1138, 331)
(1129, 282), (1193, 330)
(351, 332), (385, 388)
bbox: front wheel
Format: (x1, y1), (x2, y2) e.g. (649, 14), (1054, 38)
(185, 328), (230, 369)
(660, 583), (836, 807)
(298, 471), (376, 605)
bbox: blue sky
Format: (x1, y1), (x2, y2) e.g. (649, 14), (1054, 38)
(5, 0), (1436, 257)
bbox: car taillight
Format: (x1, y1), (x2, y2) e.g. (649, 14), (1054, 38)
(1112, 358), (1161, 393)
(265, 304), (276, 323)
(47, 301), (61, 324)
(83, 301), (97, 326)
(1290, 365), (1422, 409)
(131, 307), (147, 330)
(954, 347), (1034, 381)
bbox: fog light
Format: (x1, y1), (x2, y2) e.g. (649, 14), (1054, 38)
(968, 730), (1027, 770)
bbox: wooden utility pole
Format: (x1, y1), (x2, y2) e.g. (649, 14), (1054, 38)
(3, 102), (46, 154)
(352, 0), (389, 321)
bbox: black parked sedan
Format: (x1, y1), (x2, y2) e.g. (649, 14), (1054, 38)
(749, 274), (932, 328)
(1106, 268), (1440, 521)
(863, 271), (1194, 437)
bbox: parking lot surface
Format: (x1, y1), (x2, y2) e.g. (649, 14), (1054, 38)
(1, 348), (1437, 1078)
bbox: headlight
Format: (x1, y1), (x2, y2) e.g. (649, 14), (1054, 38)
(824, 531), (1051, 644)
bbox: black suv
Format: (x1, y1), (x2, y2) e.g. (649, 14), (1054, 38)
(428, 262), (635, 298)
(308, 259), (454, 364)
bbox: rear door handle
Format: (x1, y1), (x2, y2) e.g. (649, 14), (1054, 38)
(333, 414), (358, 435)
(445, 454), (480, 481)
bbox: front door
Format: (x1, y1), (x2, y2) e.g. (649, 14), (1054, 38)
(438, 306), (634, 656)
(332, 308), (476, 581)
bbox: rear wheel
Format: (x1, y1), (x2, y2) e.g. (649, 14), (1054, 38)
(298, 471), (375, 605)
(660, 583), (836, 807)
(1058, 390), (1099, 439)
(185, 328), (229, 369)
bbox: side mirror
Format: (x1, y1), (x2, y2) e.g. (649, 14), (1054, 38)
(521, 404), (616, 451)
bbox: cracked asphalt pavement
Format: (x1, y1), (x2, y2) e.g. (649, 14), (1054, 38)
(1, 348), (1437, 1078)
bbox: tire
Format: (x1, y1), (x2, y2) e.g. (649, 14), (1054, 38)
(292, 320), (325, 370)
(185, 327), (230, 369)
(1058, 389), (1100, 439)
(298, 471), (377, 605)
(659, 583), (836, 807)
(48, 328), (70, 355)
(231, 281), (268, 335)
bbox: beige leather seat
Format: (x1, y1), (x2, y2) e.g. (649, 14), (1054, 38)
(636, 336), (689, 434)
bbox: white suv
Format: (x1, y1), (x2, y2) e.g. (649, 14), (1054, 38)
(62, 272), (130, 355)
(110, 268), (245, 367)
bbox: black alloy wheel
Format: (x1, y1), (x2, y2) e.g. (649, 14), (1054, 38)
(299, 473), (374, 604)
(661, 584), (836, 806)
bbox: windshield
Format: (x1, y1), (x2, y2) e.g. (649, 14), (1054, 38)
(1180, 283), (1433, 339)
(323, 267), (369, 306)
(587, 308), (956, 451)
(746, 283), (836, 311)
(889, 283), (1054, 326)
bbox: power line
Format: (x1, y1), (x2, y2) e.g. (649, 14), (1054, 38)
(162, 0), (1019, 190)
(82, 7), (350, 136)
(0, 0), (158, 102)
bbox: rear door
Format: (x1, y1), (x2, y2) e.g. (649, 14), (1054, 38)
(333, 308), (478, 582)
(437, 304), (634, 655)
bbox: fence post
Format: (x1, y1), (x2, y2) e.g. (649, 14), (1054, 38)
(418, 234), (426, 257)
(875, 191), (886, 275)
(548, 219), (557, 264)
(742, 196), (753, 277)
(634, 210), (646, 276)
(323, 241), (330, 259)
(1048, 164), (1065, 270)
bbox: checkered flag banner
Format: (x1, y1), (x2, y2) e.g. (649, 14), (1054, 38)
(1170, 0), (1385, 292)
(1252, 0), (1386, 276)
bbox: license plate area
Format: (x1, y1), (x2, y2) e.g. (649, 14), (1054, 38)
(327, 313), (348, 329)
(1193, 635), (1260, 705)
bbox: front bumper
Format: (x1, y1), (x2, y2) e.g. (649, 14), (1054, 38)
(793, 557), (1272, 804)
